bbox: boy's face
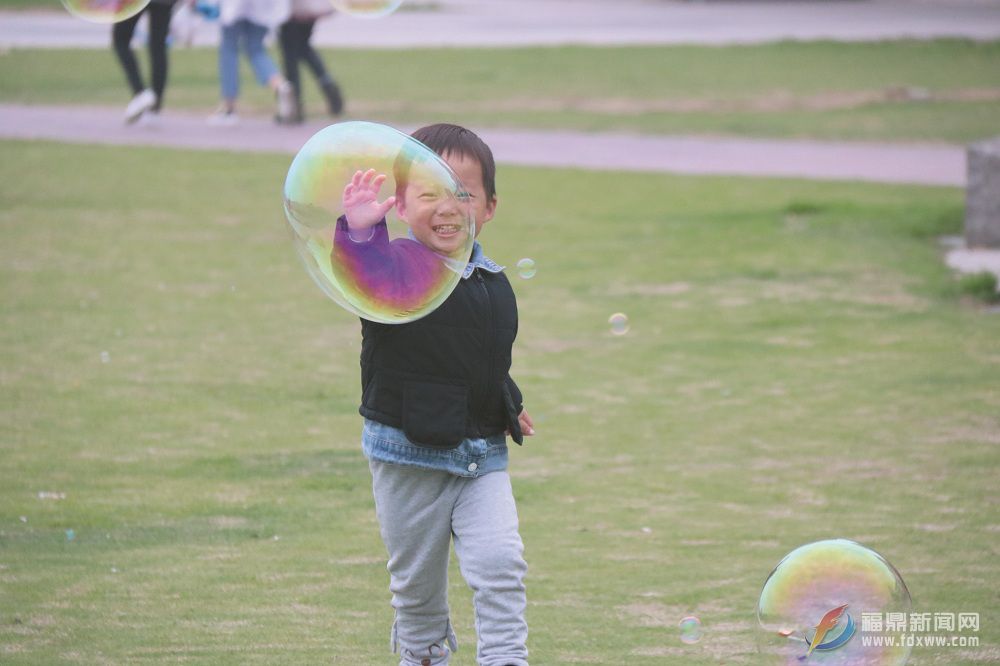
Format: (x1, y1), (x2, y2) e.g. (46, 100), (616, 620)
(396, 151), (496, 256)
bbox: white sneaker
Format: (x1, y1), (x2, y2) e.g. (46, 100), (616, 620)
(136, 110), (161, 128)
(124, 89), (156, 124)
(206, 108), (239, 127)
(275, 81), (295, 122)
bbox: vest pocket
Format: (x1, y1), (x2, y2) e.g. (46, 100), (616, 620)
(401, 380), (469, 449)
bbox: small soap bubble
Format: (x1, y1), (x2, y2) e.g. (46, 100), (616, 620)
(19, 516), (27, 523)
(100, 351), (111, 364)
(516, 258), (536, 279)
(679, 616), (703, 644)
(330, 0), (405, 18)
(111, 566), (118, 574)
(641, 526), (652, 534)
(65, 529), (76, 542)
(609, 312), (630, 336)
(61, 0), (150, 23)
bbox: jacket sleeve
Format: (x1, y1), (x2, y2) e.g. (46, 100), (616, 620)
(502, 374), (524, 445)
(504, 374), (523, 414)
(332, 216), (446, 312)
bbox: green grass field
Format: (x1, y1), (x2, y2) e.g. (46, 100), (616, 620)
(1, 138), (997, 664)
(1, 40), (999, 142)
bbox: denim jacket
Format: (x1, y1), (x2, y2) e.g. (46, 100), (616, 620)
(361, 241), (511, 478)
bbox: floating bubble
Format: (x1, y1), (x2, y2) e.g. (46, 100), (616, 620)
(61, 0), (151, 23)
(756, 539), (912, 665)
(679, 616), (703, 644)
(330, 0), (405, 18)
(284, 121), (475, 324)
(609, 312), (630, 336)
(100, 351), (111, 364)
(516, 258), (536, 279)
(65, 529), (76, 542)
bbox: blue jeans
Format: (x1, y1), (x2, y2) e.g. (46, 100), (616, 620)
(218, 19), (277, 100)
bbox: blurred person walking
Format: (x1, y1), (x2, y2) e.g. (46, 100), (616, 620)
(278, 0), (345, 123)
(113, 0), (178, 124)
(209, 0), (297, 125)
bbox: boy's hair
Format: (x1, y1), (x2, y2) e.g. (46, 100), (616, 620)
(400, 123), (497, 201)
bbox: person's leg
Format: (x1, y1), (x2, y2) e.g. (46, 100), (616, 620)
(146, 2), (173, 110)
(451, 471), (529, 666)
(241, 19), (296, 121)
(241, 20), (279, 88)
(298, 20), (328, 81)
(278, 21), (302, 98)
(369, 460), (461, 666)
(295, 19), (343, 115)
(218, 20), (242, 110)
(277, 21), (304, 120)
(112, 10), (145, 96)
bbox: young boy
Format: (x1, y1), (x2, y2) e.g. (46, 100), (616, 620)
(337, 124), (534, 666)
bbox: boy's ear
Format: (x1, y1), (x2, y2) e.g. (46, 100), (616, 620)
(394, 192), (408, 223)
(482, 195), (498, 224)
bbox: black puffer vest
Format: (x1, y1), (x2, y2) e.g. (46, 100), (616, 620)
(358, 268), (523, 449)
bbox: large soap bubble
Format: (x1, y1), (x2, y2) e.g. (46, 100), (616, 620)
(61, 0), (150, 23)
(330, 0), (405, 19)
(284, 121), (474, 324)
(756, 539), (912, 665)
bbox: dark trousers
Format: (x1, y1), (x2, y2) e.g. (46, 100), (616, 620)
(112, 2), (174, 110)
(278, 19), (333, 100)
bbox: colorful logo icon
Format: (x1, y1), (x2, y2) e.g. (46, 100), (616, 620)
(795, 604), (857, 660)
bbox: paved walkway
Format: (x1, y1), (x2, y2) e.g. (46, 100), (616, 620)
(2, 0), (1000, 49)
(0, 103), (967, 186)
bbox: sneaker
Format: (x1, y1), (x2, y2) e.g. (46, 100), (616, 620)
(275, 98), (304, 125)
(321, 80), (344, 116)
(275, 81), (296, 123)
(124, 89), (156, 124)
(206, 108), (239, 126)
(136, 109), (161, 128)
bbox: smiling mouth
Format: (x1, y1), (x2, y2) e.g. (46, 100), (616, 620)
(432, 224), (462, 236)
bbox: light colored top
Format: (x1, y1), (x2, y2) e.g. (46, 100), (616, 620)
(290, 0), (334, 18)
(219, 0), (290, 27)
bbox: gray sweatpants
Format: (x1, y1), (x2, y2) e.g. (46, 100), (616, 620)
(368, 459), (529, 666)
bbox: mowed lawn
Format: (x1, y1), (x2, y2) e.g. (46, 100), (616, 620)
(1, 40), (999, 142)
(1, 139), (998, 665)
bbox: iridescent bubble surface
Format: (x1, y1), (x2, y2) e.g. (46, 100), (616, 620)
(330, 0), (404, 18)
(756, 539), (912, 666)
(679, 616), (703, 644)
(609, 312), (629, 336)
(284, 121), (474, 324)
(61, 0), (150, 23)
(516, 258), (536, 279)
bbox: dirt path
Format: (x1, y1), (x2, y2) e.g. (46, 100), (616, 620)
(0, 103), (966, 186)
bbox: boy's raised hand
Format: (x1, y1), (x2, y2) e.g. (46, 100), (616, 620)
(343, 169), (396, 233)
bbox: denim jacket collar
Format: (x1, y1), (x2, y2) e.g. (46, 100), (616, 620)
(404, 228), (503, 279)
(463, 241), (504, 279)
